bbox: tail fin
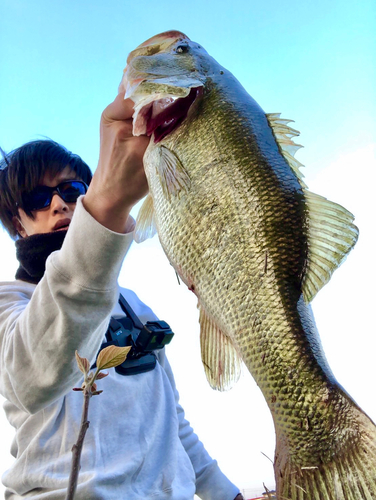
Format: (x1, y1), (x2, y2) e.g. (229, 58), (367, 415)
(275, 410), (376, 499)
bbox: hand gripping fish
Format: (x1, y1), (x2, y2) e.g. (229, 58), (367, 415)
(120, 31), (376, 499)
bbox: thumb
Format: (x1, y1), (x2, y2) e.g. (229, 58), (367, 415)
(102, 92), (135, 123)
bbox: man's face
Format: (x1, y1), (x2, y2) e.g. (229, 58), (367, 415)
(13, 166), (80, 238)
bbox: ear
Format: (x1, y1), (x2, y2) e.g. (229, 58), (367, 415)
(12, 216), (27, 238)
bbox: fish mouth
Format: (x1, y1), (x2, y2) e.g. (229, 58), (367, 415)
(134, 87), (202, 143)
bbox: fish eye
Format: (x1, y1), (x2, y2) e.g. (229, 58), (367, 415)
(176, 45), (189, 54)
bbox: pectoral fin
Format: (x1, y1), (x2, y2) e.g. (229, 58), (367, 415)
(134, 194), (157, 243)
(157, 145), (191, 200)
(199, 305), (242, 391)
(303, 191), (359, 302)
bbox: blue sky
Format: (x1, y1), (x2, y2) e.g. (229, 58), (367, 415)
(1, 0), (375, 168)
(0, 0), (375, 496)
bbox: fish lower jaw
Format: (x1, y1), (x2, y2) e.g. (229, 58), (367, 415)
(132, 87), (201, 143)
(132, 96), (176, 136)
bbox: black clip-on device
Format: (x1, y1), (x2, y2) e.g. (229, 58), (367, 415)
(93, 294), (174, 376)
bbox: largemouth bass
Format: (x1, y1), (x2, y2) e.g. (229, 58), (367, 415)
(120, 31), (376, 499)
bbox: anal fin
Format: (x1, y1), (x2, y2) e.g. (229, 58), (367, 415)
(199, 306), (242, 391)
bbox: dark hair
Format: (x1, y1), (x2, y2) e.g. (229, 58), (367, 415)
(0, 139), (92, 239)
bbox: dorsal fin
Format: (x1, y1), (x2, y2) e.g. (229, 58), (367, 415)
(267, 112), (359, 302)
(266, 113), (306, 186)
(302, 191), (359, 302)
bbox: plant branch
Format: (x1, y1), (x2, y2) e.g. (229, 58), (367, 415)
(66, 346), (131, 499)
(65, 389), (92, 500)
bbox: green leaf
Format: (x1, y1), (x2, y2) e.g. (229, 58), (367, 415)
(75, 350), (90, 375)
(96, 345), (131, 370)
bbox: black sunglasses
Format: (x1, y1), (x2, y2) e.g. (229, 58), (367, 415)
(21, 180), (88, 212)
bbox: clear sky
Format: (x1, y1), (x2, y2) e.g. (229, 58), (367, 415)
(0, 0), (375, 497)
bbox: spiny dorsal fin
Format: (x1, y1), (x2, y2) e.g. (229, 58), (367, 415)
(302, 191), (359, 302)
(266, 113), (306, 186)
(134, 194), (157, 243)
(157, 145), (191, 201)
(199, 305), (242, 391)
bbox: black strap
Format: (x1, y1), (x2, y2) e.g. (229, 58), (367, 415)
(92, 294), (157, 375)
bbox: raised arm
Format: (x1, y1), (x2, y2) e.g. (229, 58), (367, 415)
(83, 92), (149, 233)
(0, 94), (150, 414)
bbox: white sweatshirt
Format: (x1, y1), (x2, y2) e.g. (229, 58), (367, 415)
(0, 199), (239, 500)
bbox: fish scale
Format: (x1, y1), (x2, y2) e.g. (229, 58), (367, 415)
(149, 86), (343, 474)
(122, 31), (376, 499)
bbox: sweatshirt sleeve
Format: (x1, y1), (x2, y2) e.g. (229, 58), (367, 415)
(0, 198), (133, 414)
(161, 353), (240, 500)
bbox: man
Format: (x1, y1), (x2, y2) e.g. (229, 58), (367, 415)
(0, 93), (244, 500)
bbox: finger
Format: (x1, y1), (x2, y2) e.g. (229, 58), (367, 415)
(102, 92), (135, 123)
